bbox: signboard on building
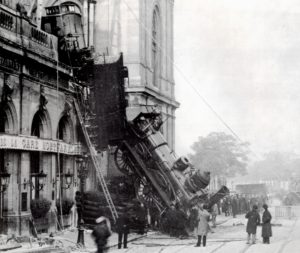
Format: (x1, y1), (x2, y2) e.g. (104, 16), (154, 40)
(0, 134), (82, 155)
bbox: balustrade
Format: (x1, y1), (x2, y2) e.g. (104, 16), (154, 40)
(0, 4), (57, 59)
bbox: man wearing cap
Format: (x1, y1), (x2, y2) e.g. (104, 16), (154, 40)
(245, 205), (260, 244)
(116, 209), (131, 249)
(92, 216), (112, 253)
(262, 204), (272, 244)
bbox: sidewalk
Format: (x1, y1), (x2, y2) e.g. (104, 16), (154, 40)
(45, 228), (153, 252)
(0, 215), (236, 253)
(0, 228), (150, 253)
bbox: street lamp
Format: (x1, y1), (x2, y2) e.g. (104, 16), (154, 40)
(76, 155), (89, 246)
(63, 170), (73, 189)
(29, 170), (47, 191)
(52, 170), (74, 189)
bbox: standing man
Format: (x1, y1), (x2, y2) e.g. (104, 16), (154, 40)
(116, 208), (131, 249)
(245, 205), (260, 244)
(262, 204), (272, 244)
(232, 196), (238, 218)
(211, 203), (218, 228)
(195, 204), (210, 247)
(75, 191), (82, 227)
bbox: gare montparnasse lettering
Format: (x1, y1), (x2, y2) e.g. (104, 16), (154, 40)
(0, 135), (81, 155)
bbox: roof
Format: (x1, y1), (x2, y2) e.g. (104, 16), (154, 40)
(235, 183), (268, 195)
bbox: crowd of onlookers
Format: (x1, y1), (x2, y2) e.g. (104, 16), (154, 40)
(218, 194), (268, 217)
(89, 194), (271, 252)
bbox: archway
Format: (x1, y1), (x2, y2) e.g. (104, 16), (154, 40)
(56, 115), (74, 199)
(30, 110), (51, 199)
(0, 102), (18, 226)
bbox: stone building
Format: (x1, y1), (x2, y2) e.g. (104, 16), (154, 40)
(0, 0), (88, 235)
(0, 0), (179, 235)
(93, 0), (179, 150)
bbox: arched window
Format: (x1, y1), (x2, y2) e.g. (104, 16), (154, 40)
(152, 7), (161, 87)
(30, 109), (51, 199)
(56, 115), (74, 198)
(0, 107), (7, 175)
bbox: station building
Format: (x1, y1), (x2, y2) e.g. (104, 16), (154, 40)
(0, 0), (88, 235)
(0, 0), (178, 235)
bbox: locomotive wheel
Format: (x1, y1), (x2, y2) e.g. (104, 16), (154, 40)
(134, 177), (164, 211)
(114, 145), (134, 175)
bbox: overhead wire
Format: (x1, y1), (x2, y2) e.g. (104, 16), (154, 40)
(122, 0), (243, 143)
(120, 0), (292, 187)
(121, 0), (265, 160)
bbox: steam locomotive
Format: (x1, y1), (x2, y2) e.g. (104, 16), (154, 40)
(115, 106), (228, 212)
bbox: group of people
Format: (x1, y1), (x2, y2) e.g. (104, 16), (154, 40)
(194, 202), (273, 248)
(91, 211), (132, 253)
(221, 194), (268, 217)
(89, 200), (273, 251)
(245, 204), (272, 245)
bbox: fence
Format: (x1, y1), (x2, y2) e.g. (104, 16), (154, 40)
(272, 206), (300, 219)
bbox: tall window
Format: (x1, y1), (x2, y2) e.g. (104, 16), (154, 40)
(0, 108), (7, 174)
(30, 111), (44, 199)
(152, 7), (160, 87)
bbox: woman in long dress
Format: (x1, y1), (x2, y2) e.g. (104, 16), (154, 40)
(195, 204), (210, 247)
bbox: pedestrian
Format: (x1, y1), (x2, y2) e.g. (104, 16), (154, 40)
(75, 191), (82, 227)
(195, 203), (210, 247)
(174, 203), (188, 238)
(211, 203), (218, 228)
(133, 202), (147, 235)
(262, 204), (272, 244)
(92, 216), (112, 253)
(116, 209), (131, 249)
(245, 205), (260, 244)
(232, 196), (238, 218)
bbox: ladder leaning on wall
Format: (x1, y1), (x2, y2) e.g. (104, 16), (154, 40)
(73, 99), (118, 223)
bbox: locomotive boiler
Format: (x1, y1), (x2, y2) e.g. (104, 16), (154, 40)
(114, 106), (214, 212)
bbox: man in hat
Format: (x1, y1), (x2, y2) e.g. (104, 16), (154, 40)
(116, 208), (131, 249)
(92, 216), (112, 253)
(262, 204), (272, 244)
(245, 205), (260, 244)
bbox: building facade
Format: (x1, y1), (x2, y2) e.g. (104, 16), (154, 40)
(93, 0), (179, 150)
(0, 0), (179, 235)
(0, 0), (90, 235)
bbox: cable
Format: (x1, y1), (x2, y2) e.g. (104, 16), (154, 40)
(122, 0), (243, 143)
(120, 0), (294, 192)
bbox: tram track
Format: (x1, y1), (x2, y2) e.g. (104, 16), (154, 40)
(277, 218), (298, 253)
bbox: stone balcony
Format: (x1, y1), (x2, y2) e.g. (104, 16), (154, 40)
(0, 4), (72, 75)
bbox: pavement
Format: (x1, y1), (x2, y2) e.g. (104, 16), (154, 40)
(0, 227), (151, 253)
(1, 213), (297, 253)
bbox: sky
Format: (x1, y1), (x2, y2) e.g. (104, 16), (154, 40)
(174, 0), (300, 158)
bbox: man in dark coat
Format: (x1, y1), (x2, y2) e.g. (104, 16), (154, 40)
(75, 191), (82, 227)
(245, 205), (260, 244)
(262, 204), (272, 244)
(92, 216), (112, 253)
(232, 196), (238, 218)
(116, 210), (131, 249)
